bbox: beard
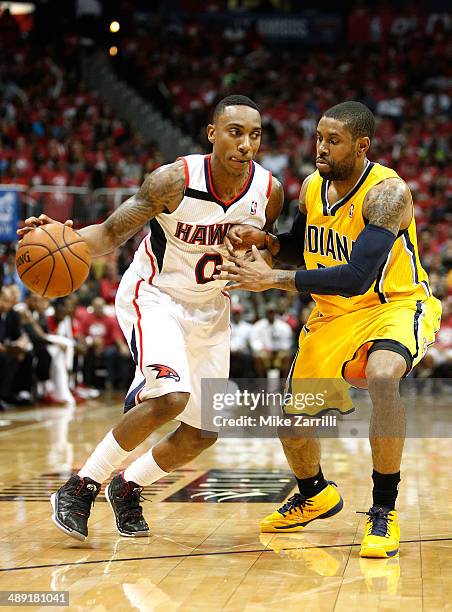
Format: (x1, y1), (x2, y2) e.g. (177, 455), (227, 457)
(317, 156), (356, 181)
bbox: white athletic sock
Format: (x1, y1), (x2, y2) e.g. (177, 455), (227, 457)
(78, 430), (130, 484)
(123, 449), (169, 486)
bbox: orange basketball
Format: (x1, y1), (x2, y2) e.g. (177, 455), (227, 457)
(15, 223), (91, 298)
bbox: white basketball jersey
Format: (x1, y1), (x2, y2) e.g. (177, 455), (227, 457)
(131, 154), (271, 300)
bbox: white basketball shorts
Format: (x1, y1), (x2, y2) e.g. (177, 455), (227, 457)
(115, 267), (230, 431)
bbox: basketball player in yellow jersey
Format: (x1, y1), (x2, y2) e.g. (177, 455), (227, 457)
(217, 101), (442, 558)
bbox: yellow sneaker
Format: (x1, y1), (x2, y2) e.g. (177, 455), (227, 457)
(359, 506), (400, 558)
(260, 482), (343, 533)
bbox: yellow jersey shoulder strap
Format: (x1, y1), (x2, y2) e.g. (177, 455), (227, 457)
(305, 163), (402, 216)
(368, 162), (400, 184)
(305, 171), (322, 210)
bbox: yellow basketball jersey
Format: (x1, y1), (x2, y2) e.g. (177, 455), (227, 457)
(304, 160), (431, 316)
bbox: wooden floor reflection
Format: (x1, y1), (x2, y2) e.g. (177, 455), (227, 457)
(0, 391), (451, 611)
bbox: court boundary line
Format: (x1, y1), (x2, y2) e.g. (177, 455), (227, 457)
(1, 536), (451, 573)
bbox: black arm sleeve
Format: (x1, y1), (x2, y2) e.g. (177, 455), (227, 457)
(275, 211), (306, 266)
(294, 224), (396, 297)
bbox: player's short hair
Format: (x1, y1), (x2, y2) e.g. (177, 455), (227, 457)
(213, 95), (260, 123)
(323, 101), (376, 139)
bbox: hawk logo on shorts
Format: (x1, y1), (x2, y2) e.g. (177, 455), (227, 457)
(148, 364), (181, 382)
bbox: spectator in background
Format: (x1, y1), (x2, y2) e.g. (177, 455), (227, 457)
(72, 270), (100, 310)
(64, 293), (100, 400)
(46, 299), (77, 405)
(26, 294), (84, 405)
(417, 298), (452, 383)
(441, 238), (452, 273)
(432, 299), (452, 378)
(99, 261), (121, 305)
(8, 283), (23, 309)
(249, 303), (293, 378)
(276, 294), (298, 334)
(0, 286), (30, 408)
(19, 294), (52, 401)
(80, 297), (131, 390)
(230, 302), (255, 379)
(7, 284), (35, 403)
(1, 249), (25, 298)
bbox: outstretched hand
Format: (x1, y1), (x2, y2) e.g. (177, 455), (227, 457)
(224, 224), (267, 254)
(214, 244), (275, 292)
(17, 214), (73, 241)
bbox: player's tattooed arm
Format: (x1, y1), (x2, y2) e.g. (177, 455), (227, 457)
(215, 245), (297, 292)
(362, 178), (412, 235)
(79, 160), (186, 256)
(17, 161), (186, 253)
(271, 179), (411, 294)
(270, 269), (297, 291)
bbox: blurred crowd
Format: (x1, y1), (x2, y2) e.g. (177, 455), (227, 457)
(0, 34), (163, 199)
(116, 5), (451, 219)
(0, 4), (450, 408)
(0, 277), (134, 410)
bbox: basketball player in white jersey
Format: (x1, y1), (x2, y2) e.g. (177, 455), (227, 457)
(19, 95), (283, 541)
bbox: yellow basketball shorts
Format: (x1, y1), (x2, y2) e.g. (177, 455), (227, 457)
(284, 296), (442, 416)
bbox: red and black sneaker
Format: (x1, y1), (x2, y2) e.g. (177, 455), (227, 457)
(50, 475), (100, 541)
(105, 473), (150, 537)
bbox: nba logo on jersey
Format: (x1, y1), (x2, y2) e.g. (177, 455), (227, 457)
(349, 204), (354, 218)
(250, 200), (258, 215)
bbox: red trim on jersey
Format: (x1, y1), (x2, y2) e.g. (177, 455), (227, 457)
(221, 290), (231, 301)
(266, 171), (273, 199)
(144, 238), (156, 284)
(180, 157), (189, 188)
(206, 154), (253, 206)
(132, 279), (144, 373)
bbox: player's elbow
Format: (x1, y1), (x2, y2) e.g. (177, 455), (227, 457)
(356, 273), (376, 296)
(339, 273), (374, 298)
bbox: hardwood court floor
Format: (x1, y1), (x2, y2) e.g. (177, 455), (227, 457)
(0, 392), (451, 611)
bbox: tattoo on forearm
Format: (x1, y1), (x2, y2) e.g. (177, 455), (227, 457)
(104, 162), (185, 245)
(103, 196), (156, 244)
(365, 180), (407, 235)
(273, 270), (297, 291)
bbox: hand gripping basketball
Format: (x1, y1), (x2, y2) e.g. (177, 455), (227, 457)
(16, 222), (91, 298)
